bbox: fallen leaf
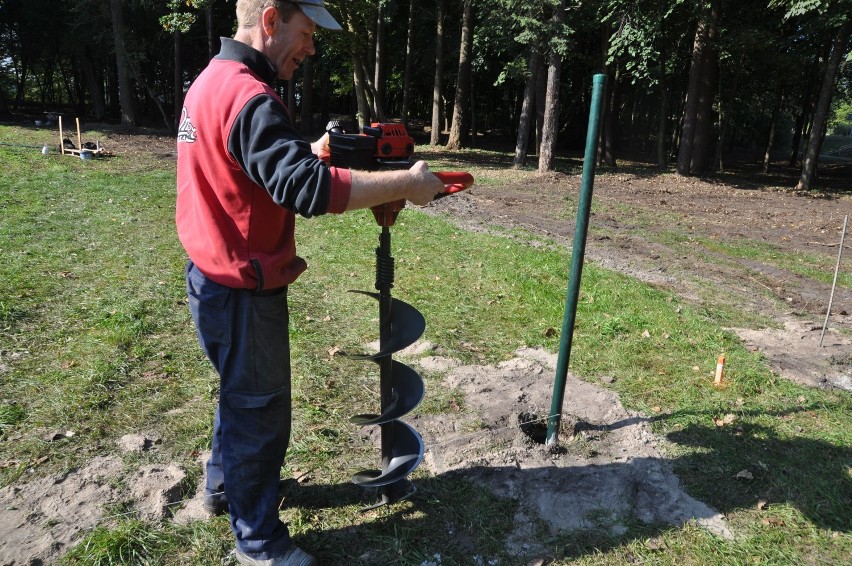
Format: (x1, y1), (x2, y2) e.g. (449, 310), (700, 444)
(543, 327), (557, 337)
(642, 330), (651, 338)
(692, 366), (700, 372)
(645, 537), (666, 550)
(735, 469), (754, 480)
(757, 500), (768, 510)
(652, 406), (662, 413)
(322, 315), (332, 322)
(761, 517), (785, 526)
(327, 346), (340, 358)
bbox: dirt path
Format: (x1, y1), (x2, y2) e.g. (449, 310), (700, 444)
(426, 159), (852, 392)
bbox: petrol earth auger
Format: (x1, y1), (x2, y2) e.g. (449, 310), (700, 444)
(325, 122), (473, 508)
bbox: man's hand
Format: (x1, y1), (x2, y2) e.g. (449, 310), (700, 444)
(345, 161), (443, 212)
(311, 133), (331, 161)
(405, 161), (444, 206)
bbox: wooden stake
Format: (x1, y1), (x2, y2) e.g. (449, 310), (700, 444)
(59, 116), (65, 155)
(76, 117), (82, 152)
(714, 354), (726, 387)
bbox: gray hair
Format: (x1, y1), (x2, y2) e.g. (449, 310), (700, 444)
(236, 0), (299, 29)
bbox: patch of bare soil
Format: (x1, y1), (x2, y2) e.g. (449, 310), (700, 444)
(0, 435), (185, 565)
(412, 346), (732, 557)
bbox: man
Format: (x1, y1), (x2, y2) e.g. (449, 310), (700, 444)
(175, 1), (444, 564)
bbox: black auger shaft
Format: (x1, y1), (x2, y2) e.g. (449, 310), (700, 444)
(348, 202), (425, 509)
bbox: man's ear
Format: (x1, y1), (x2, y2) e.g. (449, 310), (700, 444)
(260, 6), (278, 36)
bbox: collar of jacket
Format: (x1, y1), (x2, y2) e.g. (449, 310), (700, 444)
(215, 37), (277, 86)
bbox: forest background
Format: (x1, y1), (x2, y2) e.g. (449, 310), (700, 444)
(0, 0), (850, 190)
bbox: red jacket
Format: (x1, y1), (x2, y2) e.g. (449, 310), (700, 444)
(176, 39), (351, 290)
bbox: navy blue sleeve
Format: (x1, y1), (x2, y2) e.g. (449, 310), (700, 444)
(228, 93), (331, 218)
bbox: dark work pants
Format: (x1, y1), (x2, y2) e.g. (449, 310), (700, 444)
(186, 260), (292, 559)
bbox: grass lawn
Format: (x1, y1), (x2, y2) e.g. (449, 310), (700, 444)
(0, 124), (849, 565)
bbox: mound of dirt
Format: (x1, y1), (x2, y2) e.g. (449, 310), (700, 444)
(411, 346), (731, 557)
(0, 436), (185, 565)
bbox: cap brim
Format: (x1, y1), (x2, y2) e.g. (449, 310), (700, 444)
(299, 5), (342, 31)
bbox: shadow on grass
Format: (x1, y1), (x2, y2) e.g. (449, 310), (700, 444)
(268, 406), (849, 564)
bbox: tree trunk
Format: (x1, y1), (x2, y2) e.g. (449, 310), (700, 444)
(373, 5), (387, 121)
(206, 3), (215, 60)
(109, 0), (136, 126)
(430, 0), (445, 145)
(535, 61), (546, 156)
(287, 78), (297, 125)
(656, 50), (669, 169)
(513, 49), (542, 168)
(690, 0), (720, 174)
(352, 50), (371, 130)
(538, 0), (566, 173)
(174, 30), (183, 130)
(402, 0), (415, 127)
(446, 0), (473, 149)
(763, 90), (783, 174)
(789, 56), (819, 166)
(300, 58), (314, 134)
(600, 65), (620, 167)
(676, 16), (708, 175)
(79, 46), (106, 120)
(797, 20), (850, 191)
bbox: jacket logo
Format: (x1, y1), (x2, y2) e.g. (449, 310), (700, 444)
(177, 107), (197, 143)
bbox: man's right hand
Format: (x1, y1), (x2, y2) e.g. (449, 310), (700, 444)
(405, 161), (445, 206)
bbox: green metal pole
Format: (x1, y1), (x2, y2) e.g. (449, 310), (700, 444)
(546, 73), (607, 446)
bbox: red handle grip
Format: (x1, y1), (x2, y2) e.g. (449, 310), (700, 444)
(434, 171), (474, 198)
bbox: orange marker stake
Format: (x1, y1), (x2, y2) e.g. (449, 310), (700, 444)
(714, 354), (726, 387)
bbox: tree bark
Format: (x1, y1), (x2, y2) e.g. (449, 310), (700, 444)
(656, 49), (669, 169)
(446, 0), (473, 149)
(174, 30), (183, 130)
(402, 0), (415, 127)
(300, 58), (314, 134)
(763, 90), (783, 174)
(676, 16), (708, 175)
(538, 0), (566, 173)
(513, 49), (542, 168)
(373, 4), (387, 121)
(109, 0), (136, 126)
(690, 0), (720, 174)
(205, 3), (215, 60)
(430, 0), (446, 145)
(79, 46), (106, 120)
(797, 20), (850, 190)
(789, 55), (819, 166)
(352, 50), (371, 129)
(600, 64), (620, 167)
(287, 78), (297, 125)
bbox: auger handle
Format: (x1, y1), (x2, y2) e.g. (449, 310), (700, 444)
(434, 172), (474, 199)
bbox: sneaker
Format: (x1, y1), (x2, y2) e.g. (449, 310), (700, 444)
(202, 494), (228, 517)
(234, 547), (318, 566)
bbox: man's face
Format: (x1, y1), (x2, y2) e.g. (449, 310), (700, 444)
(266, 8), (317, 81)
